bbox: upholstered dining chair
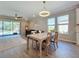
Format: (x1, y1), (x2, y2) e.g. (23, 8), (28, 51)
(51, 32), (58, 48)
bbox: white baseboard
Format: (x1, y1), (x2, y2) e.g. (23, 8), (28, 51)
(59, 39), (76, 44)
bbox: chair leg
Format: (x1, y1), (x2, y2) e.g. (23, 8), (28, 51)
(46, 46), (49, 56)
(56, 42), (58, 48)
(52, 42), (57, 50)
(36, 41), (38, 46)
(32, 40), (33, 48)
(36, 41), (38, 50)
(53, 43), (55, 48)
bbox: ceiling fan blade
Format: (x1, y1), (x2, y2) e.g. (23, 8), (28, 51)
(14, 13), (23, 20)
(17, 16), (22, 18)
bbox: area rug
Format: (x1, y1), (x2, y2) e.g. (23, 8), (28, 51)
(0, 35), (26, 52)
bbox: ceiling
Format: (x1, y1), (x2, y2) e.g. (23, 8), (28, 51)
(0, 1), (79, 20)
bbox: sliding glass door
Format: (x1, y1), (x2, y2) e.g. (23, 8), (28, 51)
(0, 20), (20, 36)
(12, 22), (20, 34)
(3, 21), (12, 35)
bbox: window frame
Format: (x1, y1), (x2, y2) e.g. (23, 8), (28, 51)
(48, 18), (55, 32)
(57, 15), (69, 34)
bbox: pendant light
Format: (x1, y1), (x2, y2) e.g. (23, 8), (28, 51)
(39, 1), (50, 17)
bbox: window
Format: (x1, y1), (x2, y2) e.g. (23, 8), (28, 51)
(58, 25), (68, 34)
(57, 15), (69, 34)
(48, 18), (55, 32)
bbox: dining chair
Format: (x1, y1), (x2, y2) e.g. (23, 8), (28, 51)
(42, 32), (51, 55)
(51, 32), (58, 48)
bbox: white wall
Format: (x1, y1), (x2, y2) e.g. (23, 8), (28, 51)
(29, 17), (48, 32)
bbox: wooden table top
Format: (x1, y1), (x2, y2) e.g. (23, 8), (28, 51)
(27, 33), (55, 41)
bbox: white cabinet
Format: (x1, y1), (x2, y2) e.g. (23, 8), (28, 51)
(76, 26), (79, 32)
(77, 33), (79, 44)
(76, 8), (79, 24)
(76, 8), (79, 44)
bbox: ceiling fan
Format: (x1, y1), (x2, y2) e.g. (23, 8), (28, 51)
(14, 13), (23, 20)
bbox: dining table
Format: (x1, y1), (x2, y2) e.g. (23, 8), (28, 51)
(27, 32), (55, 57)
